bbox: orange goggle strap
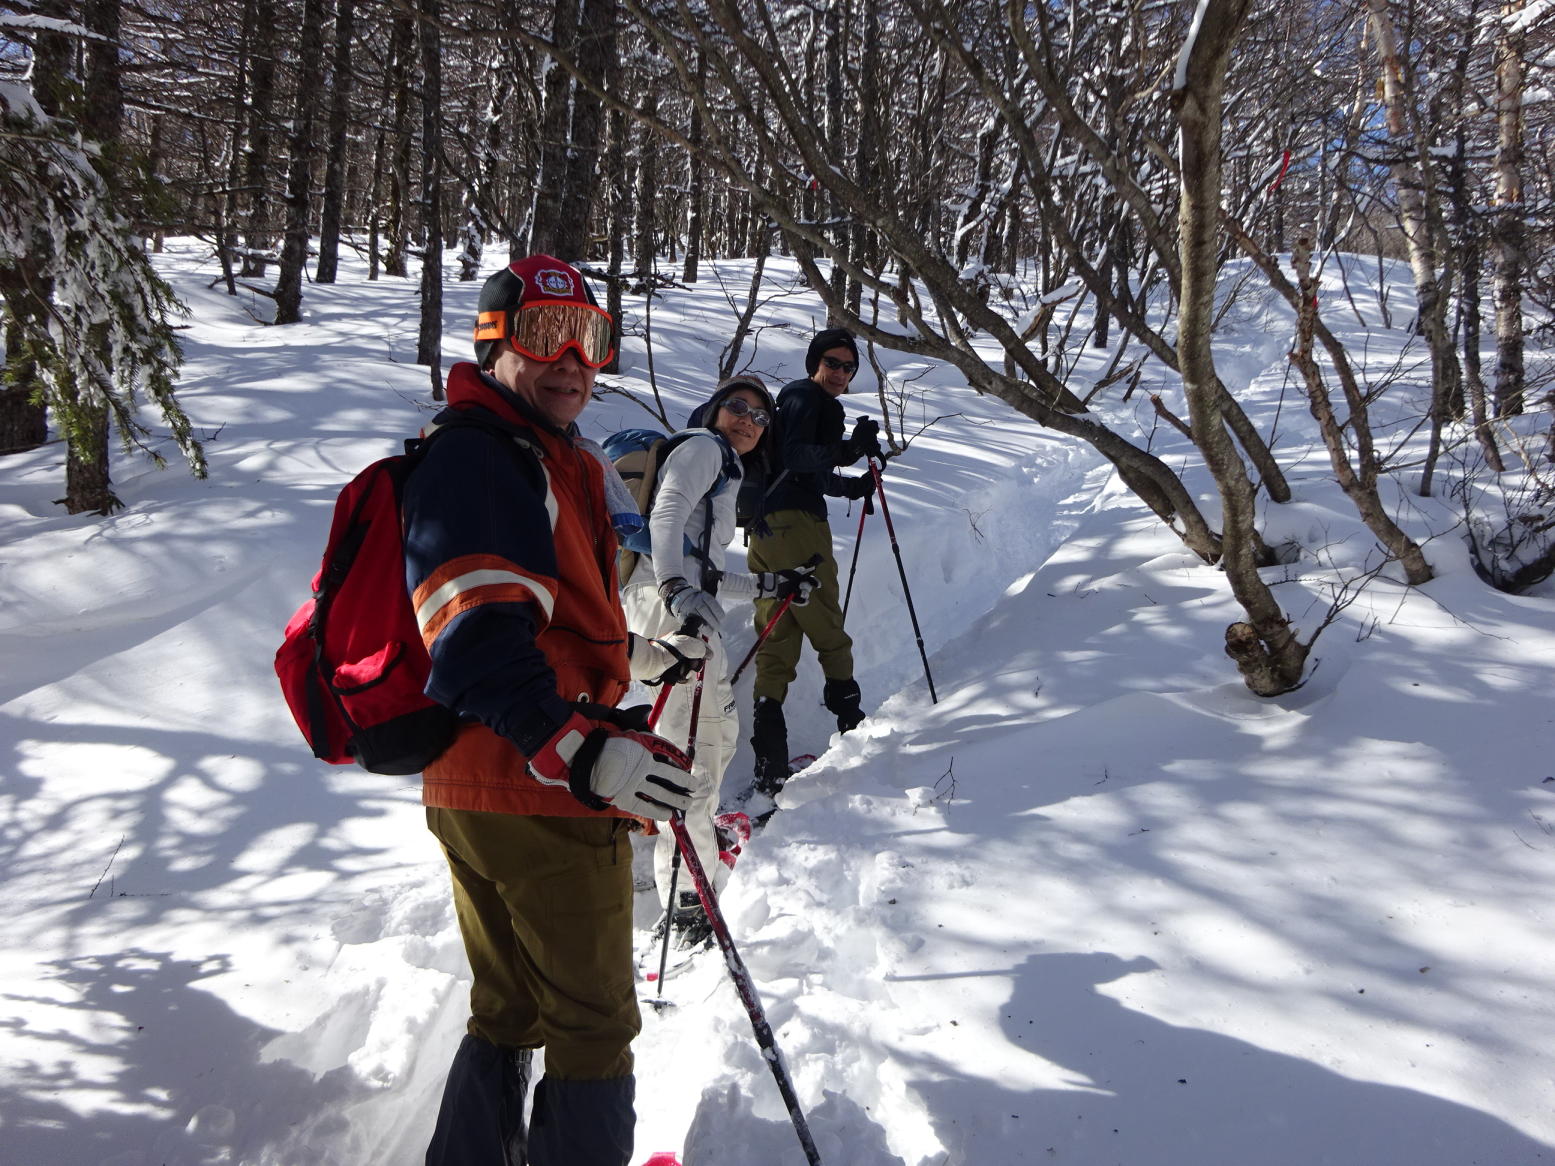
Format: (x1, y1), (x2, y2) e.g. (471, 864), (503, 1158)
(474, 302), (615, 368)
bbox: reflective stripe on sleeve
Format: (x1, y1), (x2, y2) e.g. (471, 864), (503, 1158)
(413, 554), (558, 647)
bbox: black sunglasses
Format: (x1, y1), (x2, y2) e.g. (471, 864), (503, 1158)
(820, 355), (858, 375)
(722, 396), (771, 427)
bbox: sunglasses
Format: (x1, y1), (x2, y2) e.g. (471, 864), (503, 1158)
(474, 302), (616, 368)
(820, 354), (858, 375)
(722, 396), (771, 427)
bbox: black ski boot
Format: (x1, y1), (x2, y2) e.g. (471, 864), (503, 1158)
(823, 678), (865, 733)
(750, 697), (790, 797)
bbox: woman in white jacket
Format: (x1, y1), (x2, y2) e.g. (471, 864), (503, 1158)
(622, 376), (817, 950)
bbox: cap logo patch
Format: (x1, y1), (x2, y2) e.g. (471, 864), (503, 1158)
(533, 268), (575, 298)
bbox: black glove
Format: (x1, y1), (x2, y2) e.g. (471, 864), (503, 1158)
(844, 416), (883, 462)
(839, 473), (876, 501)
(527, 710), (699, 821)
(756, 564), (821, 607)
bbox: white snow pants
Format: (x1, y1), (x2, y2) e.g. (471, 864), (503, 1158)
(622, 582), (738, 909)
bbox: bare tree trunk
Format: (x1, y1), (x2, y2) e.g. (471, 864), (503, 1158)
(1290, 236), (1432, 583)
(720, 225), (771, 378)
(382, 12), (415, 278)
(416, 0), (444, 394)
(603, 92), (628, 372)
(849, 0), (882, 316)
(1493, 0), (1527, 417)
(367, 126), (384, 280)
(559, 0), (613, 260)
(683, 51), (706, 282)
(1452, 125), (1503, 471)
(634, 88), (659, 282)
(1366, 0), (1462, 494)
(823, 0), (847, 311)
(274, 0), (328, 324)
(315, 0), (358, 284)
(1176, 0), (1306, 696)
(531, 0), (578, 256)
(240, 0), (277, 278)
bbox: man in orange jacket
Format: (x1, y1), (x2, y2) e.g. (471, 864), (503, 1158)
(404, 255), (706, 1166)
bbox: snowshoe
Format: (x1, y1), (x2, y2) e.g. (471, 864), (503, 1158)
(639, 892), (715, 986)
(714, 810), (751, 872)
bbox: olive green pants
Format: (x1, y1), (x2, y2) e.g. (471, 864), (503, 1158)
(747, 508), (855, 703)
(427, 808), (641, 1079)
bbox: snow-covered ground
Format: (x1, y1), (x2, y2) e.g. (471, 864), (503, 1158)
(2, 240), (1553, 1166)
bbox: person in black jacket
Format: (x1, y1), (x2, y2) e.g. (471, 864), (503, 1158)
(746, 326), (882, 795)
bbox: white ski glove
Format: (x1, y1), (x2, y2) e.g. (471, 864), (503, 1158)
(628, 628), (710, 686)
(527, 711), (698, 821)
(659, 577), (724, 629)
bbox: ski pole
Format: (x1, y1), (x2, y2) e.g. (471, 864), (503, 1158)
(729, 594), (793, 686)
(729, 553), (825, 686)
(649, 635), (709, 1001)
(841, 493), (871, 621)
(644, 620), (709, 1003)
(869, 459), (937, 703)
(668, 813), (824, 1166)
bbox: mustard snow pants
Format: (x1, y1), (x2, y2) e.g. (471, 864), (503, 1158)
(747, 508), (855, 703)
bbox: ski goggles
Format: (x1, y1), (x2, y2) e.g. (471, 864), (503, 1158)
(721, 396), (771, 428)
(474, 301), (615, 368)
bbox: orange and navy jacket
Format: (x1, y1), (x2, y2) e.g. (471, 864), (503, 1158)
(401, 361), (635, 818)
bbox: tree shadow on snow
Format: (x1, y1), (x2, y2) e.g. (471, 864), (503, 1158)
(907, 951), (1551, 1166)
(0, 948), (356, 1166)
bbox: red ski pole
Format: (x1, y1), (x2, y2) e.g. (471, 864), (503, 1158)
(728, 593), (793, 686)
(669, 814), (824, 1165)
(841, 493), (871, 621)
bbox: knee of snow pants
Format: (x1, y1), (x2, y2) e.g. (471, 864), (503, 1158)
(427, 808), (641, 1079)
(748, 509), (854, 702)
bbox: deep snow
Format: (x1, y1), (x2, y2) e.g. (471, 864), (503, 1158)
(2, 240), (1553, 1166)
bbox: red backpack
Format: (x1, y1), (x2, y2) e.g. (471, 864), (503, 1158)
(275, 417), (535, 775)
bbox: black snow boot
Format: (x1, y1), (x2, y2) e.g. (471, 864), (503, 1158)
(425, 1033), (533, 1166)
(823, 678), (865, 733)
(527, 1075), (635, 1166)
(750, 697), (789, 797)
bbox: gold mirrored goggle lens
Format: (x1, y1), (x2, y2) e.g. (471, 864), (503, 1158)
(510, 302), (615, 367)
(475, 303), (615, 367)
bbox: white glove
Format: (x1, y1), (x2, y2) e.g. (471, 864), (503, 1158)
(658, 577), (724, 629)
(527, 711), (699, 821)
(628, 629), (710, 685)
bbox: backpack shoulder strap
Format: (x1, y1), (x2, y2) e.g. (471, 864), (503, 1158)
(410, 414), (544, 492)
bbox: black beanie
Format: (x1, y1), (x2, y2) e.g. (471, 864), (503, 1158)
(805, 327), (860, 377)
